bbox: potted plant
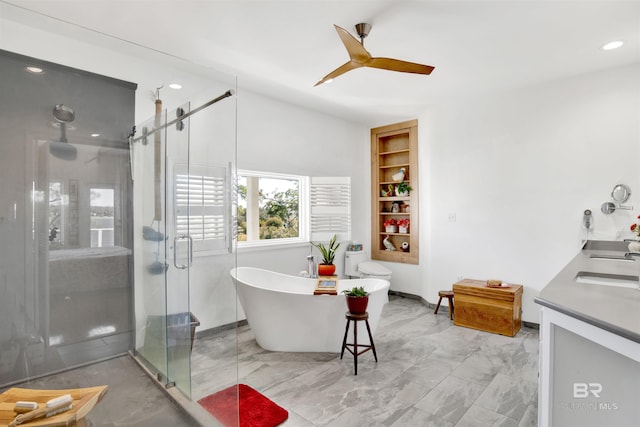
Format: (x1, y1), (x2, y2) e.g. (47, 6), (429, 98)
(383, 218), (397, 233)
(396, 181), (412, 196)
(397, 218), (410, 233)
(311, 234), (340, 276)
(342, 286), (369, 314)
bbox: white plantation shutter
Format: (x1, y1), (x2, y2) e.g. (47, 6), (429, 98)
(175, 164), (228, 252)
(310, 176), (351, 242)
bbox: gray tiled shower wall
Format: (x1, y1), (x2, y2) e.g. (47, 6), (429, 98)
(0, 49), (136, 387)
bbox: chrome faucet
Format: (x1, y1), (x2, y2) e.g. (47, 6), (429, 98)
(307, 255), (316, 278)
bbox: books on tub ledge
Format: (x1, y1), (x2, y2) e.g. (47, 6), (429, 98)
(314, 276), (338, 295)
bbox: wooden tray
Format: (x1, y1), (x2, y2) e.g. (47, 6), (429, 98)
(0, 385), (108, 427)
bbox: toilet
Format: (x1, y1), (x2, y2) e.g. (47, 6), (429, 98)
(344, 250), (392, 281)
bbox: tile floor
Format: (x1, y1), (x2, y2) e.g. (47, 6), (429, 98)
(191, 294), (539, 426)
(3, 355), (195, 426)
(4, 295), (539, 426)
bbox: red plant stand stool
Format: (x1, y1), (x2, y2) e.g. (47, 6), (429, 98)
(340, 311), (378, 375)
(434, 290), (454, 320)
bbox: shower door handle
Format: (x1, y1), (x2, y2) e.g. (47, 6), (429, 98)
(173, 234), (193, 269)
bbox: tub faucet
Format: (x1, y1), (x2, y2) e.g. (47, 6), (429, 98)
(307, 255), (316, 278)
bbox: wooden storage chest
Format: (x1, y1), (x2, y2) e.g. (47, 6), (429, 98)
(453, 279), (523, 337)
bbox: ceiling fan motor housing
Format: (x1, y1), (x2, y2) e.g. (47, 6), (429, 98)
(355, 23), (371, 41)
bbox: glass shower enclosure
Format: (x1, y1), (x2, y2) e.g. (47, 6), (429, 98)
(1, 8), (239, 407)
(133, 91), (236, 398)
(1, 45), (238, 408)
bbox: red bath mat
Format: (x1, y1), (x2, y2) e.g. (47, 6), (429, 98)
(197, 384), (288, 427)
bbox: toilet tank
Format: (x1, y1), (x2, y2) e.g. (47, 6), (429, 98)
(345, 250), (368, 277)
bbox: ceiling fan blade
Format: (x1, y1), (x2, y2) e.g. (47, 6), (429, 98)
(333, 24), (371, 63)
(367, 57), (435, 75)
(314, 61), (363, 86)
(314, 23), (435, 87)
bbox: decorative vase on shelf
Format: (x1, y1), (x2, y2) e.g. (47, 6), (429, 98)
(628, 241), (640, 252)
(399, 226), (408, 234)
(385, 225), (398, 233)
(391, 168), (406, 182)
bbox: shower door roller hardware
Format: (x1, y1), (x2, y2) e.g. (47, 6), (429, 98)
(175, 107), (185, 131)
(173, 234), (193, 269)
(140, 126), (149, 145)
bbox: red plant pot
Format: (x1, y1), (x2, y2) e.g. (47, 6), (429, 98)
(346, 295), (369, 314)
(318, 264), (336, 276)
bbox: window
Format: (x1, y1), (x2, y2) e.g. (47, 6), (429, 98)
(175, 163), (229, 253)
(90, 187), (115, 247)
(309, 176), (351, 242)
(237, 171), (351, 248)
(49, 181), (64, 247)
(237, 171), (306, 246)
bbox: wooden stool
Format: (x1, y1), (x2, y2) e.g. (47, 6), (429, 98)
(340, 311), (377, 375)
(434, 290), (454, 319)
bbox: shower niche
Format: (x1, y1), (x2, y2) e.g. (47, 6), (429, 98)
(0, 49), (136, 386)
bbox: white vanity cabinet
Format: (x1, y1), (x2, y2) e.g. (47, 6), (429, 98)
(536, 240), (640, 426)
(538, 307), (640, 427)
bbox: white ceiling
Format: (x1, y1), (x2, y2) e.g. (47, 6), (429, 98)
(3, 0), (640, 124)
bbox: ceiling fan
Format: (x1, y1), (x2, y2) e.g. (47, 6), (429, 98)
(314, 23), (435, 87)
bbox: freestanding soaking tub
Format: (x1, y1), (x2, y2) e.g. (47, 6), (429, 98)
(230, 267), (390, 352)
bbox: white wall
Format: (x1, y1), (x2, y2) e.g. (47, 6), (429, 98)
(185, 88), (370, 331)
(416, 64), (640, 323)
(236, 89), (369, 279)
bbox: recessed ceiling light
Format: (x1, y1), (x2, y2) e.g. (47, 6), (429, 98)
(169, 83), (182, 89)
(602, 40), (624, 50)
(91, 133), (100, 137)
(25, 66), (44, 74)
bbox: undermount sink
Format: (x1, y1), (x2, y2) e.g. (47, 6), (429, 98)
(590, 254), (636, 262)
(575, 271), (640, 290)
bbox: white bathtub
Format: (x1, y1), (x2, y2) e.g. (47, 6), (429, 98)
(230, 267), (390, 352)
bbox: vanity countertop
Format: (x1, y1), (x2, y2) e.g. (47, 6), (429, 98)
(535, 241), (640, 343)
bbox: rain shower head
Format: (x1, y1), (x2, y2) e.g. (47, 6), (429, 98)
(50, 104), (77, 160)
(53, 104), (75, 123)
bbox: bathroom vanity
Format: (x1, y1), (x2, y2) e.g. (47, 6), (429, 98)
(535, 241), (640, 427)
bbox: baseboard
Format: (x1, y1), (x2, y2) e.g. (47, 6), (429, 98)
(388, 290), (539, 328)
(389, 289), (447, 312)
(523, 321), (540, 329)
(195, 319), (248, 339)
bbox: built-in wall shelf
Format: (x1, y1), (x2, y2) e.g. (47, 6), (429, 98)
(370, 119), (419, 264)
(379, 163), (410, 169)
